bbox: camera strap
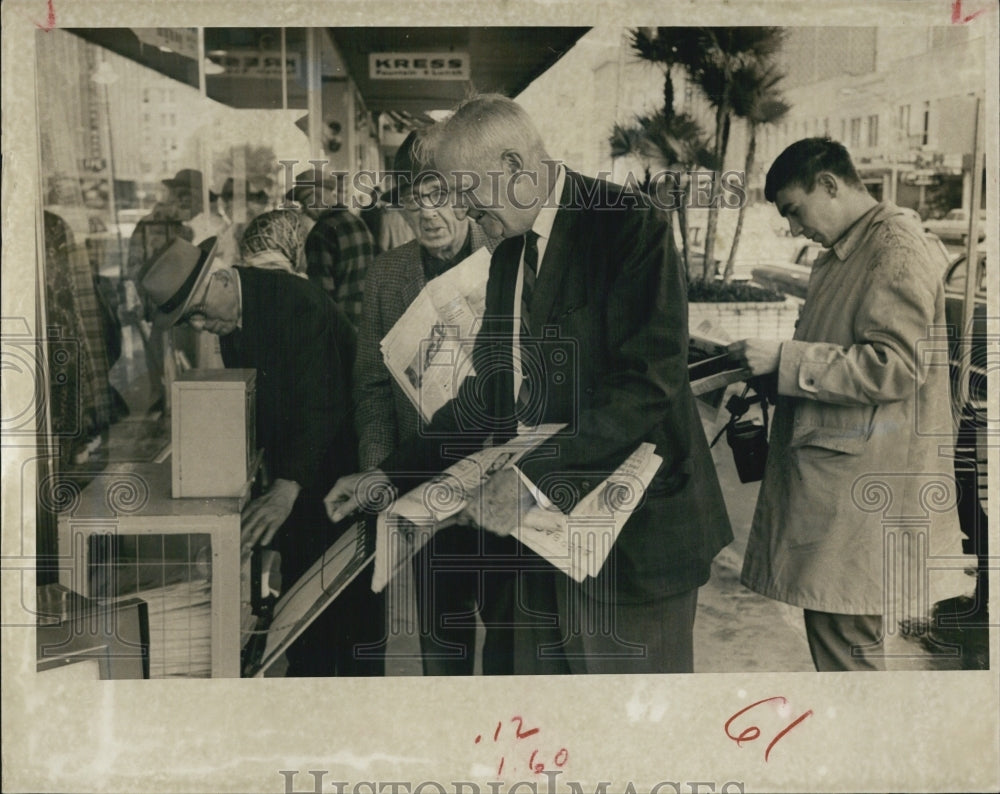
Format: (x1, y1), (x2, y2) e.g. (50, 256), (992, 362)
(710, 381), (769, 448)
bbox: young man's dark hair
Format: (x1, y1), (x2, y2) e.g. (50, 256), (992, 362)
(764, 137), (865, 202)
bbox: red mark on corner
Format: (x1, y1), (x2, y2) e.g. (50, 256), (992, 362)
(36, 0), (57, 32)
(952, 0), (986, 24)
(725, 696), (813, 762)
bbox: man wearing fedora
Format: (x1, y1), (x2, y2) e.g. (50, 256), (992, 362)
(353, 130), (510, 675)
(124, 168), (227, 413)
(138, 236), (385, 677)
(285, 169), (375, 329)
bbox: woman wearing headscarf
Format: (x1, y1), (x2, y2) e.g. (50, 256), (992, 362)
(238, 209), (311, 277)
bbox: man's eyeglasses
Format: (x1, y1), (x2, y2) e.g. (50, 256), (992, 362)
(401, 186), (449, 213)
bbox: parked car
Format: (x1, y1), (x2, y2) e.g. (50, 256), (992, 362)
(923, 208), (987, 245)
(944, 249), (987, 420)
(751, 233), (950, 300)
(939, 249), (989, 662)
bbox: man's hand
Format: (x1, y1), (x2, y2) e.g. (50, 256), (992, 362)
(728, 338), (782, 376)
(458, 467), (536, 537)
(324, 469), (395, 523)
(241, 478), (301, 553)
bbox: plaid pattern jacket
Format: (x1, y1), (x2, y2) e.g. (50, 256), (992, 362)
(305, 208), (376, 329)
(354, 223), (492, 470)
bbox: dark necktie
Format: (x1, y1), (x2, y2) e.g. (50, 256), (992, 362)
(520, 231), (539, 336)
(516, 232), (539, 420)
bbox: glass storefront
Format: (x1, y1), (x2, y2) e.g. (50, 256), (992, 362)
(33, 27), (379, 577)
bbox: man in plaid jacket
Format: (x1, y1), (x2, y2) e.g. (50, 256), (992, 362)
(354, 131), (509, 675)
(287, 170), (375, 329)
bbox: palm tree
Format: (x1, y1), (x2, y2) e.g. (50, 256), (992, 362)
(722, 63), (790, 282)
(610, 28), (715, 279)
(683, 27), (786, 281)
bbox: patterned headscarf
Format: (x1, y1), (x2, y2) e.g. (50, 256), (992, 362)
(238, 209), (310, 276)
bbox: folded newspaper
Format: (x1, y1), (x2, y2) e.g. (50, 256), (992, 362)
(380, 245), (491, 422)
(372, 425), (663, 590)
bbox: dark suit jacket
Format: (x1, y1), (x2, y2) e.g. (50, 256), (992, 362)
(382, 171), (732, 603)
(220, 266), (358, 500)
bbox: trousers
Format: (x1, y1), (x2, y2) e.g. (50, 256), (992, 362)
(511, 560), (699, 674)
(803, 609), (885, 672)
(412, 526), (516, 675)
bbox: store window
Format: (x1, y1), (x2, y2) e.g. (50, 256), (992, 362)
(34, 27), (316, 580)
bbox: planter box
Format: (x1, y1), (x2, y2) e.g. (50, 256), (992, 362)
(689, 300), (800, 342)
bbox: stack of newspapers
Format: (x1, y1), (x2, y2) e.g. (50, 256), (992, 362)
(373, 427), (662, 588)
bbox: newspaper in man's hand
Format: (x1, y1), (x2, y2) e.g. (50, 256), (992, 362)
(380, 246), (491, 422)
(371, 423), (565, 592)
(371, 428), (662, 590)
(516, 442), (663, 582)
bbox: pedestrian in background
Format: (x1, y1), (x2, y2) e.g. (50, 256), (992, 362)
(353, 129), (505, 675)
(286, 170), (375, 329)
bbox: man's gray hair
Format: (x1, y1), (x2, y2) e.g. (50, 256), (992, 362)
(416, 93), (547, 172)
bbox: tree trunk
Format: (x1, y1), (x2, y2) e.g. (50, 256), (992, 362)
(702, 92), (730, 282)
(677, 202), (690, 280)
(724, 123), (757, 282)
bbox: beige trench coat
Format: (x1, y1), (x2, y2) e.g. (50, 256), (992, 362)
(741, 202), (973, 616)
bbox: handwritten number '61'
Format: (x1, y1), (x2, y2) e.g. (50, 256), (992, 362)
(724, 696), (813, 762)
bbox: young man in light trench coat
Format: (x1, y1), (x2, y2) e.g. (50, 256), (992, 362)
(728, 137), (974, 671)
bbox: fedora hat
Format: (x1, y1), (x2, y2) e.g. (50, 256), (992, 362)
(138, 237), (219, 329)
(284, 169), (340, 204)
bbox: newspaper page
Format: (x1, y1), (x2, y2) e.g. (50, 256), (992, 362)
(371, 423), (564, 591)
(374, 433), (662, 589)
(380, 246), (491, 422)
(517, 442), (663, 581)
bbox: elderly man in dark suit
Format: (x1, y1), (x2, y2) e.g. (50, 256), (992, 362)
(139, 237), (384, 676)
(328, 94), (731, 674)
(354, 130), (509, 675)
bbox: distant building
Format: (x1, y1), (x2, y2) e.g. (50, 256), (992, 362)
(517, 26), (987, 219)
(757, 26), (987, 215)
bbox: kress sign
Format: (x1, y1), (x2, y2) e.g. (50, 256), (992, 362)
(369, 52), (470, 80)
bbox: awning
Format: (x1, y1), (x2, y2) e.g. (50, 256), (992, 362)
(67, 27), (589, 118)
(328, 27), (588, 118)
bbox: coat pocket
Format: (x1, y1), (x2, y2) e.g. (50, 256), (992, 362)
(788, 401), (877, 455)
